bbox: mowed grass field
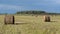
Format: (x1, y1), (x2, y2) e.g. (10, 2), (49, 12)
(0, 15), (60, 34)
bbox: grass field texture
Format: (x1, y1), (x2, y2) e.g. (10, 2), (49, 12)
(0, 15), (60, 34)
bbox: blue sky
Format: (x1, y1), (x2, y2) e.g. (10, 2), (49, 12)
(0, 0), (60, 14)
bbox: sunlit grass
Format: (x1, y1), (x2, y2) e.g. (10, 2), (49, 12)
(0, 15), (60, 34)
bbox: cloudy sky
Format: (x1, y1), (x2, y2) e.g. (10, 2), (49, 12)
(0, 0), (60, 14)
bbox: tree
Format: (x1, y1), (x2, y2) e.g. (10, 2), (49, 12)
(16, 10), (46, 14)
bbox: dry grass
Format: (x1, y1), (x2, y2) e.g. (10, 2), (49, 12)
(0, 15), (60, 34)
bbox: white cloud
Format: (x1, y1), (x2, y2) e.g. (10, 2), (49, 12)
(0, 4), (24, 11)
(54, 0), (60, 4)
(44, 0), (60, 4)
(32, 0), (60, 6)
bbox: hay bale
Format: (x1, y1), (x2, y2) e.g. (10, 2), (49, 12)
(44, 15), (50, 22)
(4, 15), (15, 24)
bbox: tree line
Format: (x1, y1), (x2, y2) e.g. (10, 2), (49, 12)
(0, 10), (60, 15)
(16, 10), (60, 15)
(16, 10), (46, 14)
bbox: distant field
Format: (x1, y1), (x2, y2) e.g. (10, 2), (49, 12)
(0, 15), (60, 34)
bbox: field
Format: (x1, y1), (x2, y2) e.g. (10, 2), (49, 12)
(0, 15), (60, 34)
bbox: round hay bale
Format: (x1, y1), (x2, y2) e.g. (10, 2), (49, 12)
(44, 15), (50, 22)
(4, 15), (15, 24)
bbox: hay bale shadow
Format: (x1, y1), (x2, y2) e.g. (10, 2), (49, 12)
(45, 20), (57, 22)
(50, 21), (57, 22)
(4, 22), (29, 25)
(4, 23), (14, 25)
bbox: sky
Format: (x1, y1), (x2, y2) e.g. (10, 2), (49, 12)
(0, 0), (60, 14)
